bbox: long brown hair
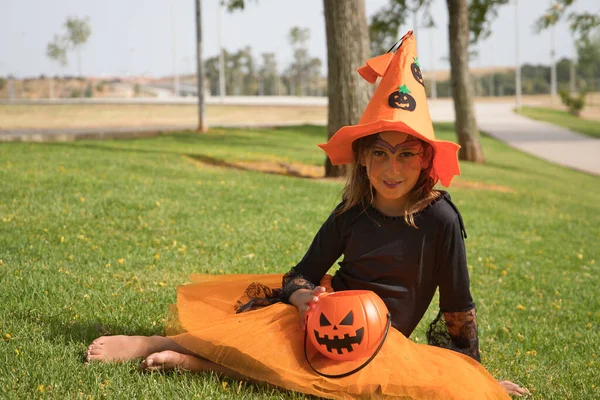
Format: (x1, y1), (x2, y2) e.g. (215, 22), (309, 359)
(337, 134), (439, 228)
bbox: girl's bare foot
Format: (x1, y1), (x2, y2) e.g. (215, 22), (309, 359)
(140, 350), (189, 371)
(141, 351), (249, 381)
(86, 335), (169, 362)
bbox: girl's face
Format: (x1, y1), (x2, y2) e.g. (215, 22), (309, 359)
(361, 131), (427, 207)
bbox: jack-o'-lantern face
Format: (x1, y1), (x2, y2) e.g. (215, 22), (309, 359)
(388, 84), (416, 111)
(411, 57), (424, 87)
(306, 290), (389, 361)
(313, 310), (364, 355)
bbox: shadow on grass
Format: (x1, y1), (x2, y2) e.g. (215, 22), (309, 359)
(185, 154), (325, 180)
(45, 138), (328, 180)
(45, 126), (323, 161)
(8, 308), (162, 351)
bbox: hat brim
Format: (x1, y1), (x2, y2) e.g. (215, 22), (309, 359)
(318, 120), (461, 187)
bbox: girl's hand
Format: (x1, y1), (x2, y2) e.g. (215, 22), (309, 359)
(289, 286), (326, 330)
(497, 380), (531, 396)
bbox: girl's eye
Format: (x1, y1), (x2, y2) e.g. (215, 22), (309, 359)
(399, 151), (417, 158)
(373, 150), (386, 157)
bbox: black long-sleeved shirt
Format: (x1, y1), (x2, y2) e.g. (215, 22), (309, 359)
(287, 191), (473, 338)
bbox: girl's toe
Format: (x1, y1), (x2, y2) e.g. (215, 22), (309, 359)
(88, 347), (103, 356)
(91, 337), (105, 345)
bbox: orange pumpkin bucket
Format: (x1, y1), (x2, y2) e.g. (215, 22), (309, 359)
(304, 290), (391, 378)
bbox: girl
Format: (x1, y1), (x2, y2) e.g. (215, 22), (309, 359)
(87, 32), (528, 399)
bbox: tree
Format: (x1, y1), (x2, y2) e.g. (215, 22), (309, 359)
(46, 34), (69, 98)
(535, 1), (600, 103)
(449, 0), (510, 162)
(534, 0), (600, 41)
(259, 53), (279, 95)
(286, 27), (324, 96)
(64, 17), (91, 77)
(323, 0), (372, 177)
(239, 46), (258, 95)
(368, 0), (435, 55)
(46, 34), (68, 72)
(225, 47), (256, 95)
(369, 2), (409, 55)
(576, 28), (600, 84)
(204, 55), (221, 95)
(447, 0), (483, 162)
(288, 27), (311, 96)
(308, 57), (323, 96)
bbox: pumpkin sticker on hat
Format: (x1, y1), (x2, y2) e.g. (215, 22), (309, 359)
(411, 57), (424, 87)
(318, 30), (461, 187)
(388, 84), (416, 111)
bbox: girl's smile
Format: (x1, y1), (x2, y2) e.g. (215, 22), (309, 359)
(382, 180), (403, 189)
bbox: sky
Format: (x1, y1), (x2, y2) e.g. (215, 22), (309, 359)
(1, 0), (598, 79)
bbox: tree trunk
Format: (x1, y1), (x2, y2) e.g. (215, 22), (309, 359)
(323, 0), (372, 177)
(77, 48), (84, 99)
(447, 0), (485, 163)
(195, 0), (207, 132)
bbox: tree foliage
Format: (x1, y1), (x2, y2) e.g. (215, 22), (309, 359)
(46, 34), (68, 68)
(534, 0), (600, 41)
(222, 0), (257, 11)
(286, 27), (322, 96)
(258, 52), (279, 95)
(368, 0), (509, 55)
(576, 28), (600, 82)
(559, 89), (586, 116)
(467, 0), (510, 42)
(46, 17), (91, 77)
(64, 17), (92, 48)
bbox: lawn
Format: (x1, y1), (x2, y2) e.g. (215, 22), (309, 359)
(517, 106), (600, 139)
(0, 124), (598, 399)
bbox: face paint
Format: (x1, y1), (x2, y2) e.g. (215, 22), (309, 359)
(374, 134), (423, 157)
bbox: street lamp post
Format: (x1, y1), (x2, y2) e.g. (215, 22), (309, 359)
(430, 28), (437, 99)
(413, 9), (419, 57)
(217, 3), (226, 102)
(550, 23), (557, 102)
(170, 0), (179, 97)
(515, 0), (521, 111)
(196, 0), (206, 132)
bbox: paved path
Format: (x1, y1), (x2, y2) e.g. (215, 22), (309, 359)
(1, 99), (598, 176)
(475, 103), (599, 176)
(428, 100), (599, 177)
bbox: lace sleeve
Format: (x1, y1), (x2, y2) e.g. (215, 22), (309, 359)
(280, 270), (316, 304)
(426, 307), (481, 363)
(234, 270), (317, 313)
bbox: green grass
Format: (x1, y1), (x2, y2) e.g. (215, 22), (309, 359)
(517, 106), (600, 139)
(1, 124), (599, 399)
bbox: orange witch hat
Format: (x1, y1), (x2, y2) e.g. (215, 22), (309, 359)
(318, 30), (460, 187)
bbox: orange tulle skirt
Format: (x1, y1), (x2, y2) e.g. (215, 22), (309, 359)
(167, 274), (509, 400)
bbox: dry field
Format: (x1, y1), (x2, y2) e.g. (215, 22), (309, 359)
(0, 104), (327, 130)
